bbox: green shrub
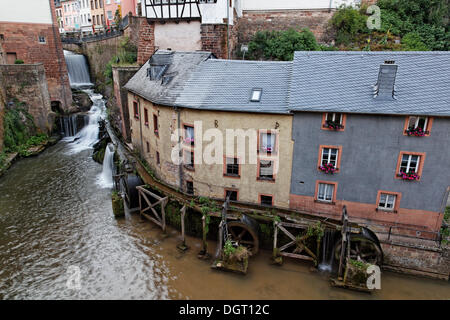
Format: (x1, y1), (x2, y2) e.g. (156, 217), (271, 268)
(441, 207), (450, 245)
(3, 108), (36, 152)
(103, 37), (137, 84)
(247, 28), (319, 61)
(401, 32), (430, 51)
(330, 5), (368, 45)
(377, 0), (449, 51)
(223, 240), (236, 257)
(14, 59), (24, 64)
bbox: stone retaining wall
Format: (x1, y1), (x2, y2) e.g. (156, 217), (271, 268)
(381, 241), (450, 280)
(0, 64), (52, 133)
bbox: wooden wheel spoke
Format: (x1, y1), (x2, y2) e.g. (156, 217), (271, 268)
(237, 229), (247, 240)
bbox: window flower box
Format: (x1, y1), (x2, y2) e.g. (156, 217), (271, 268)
(405, 127), (428, 137)
(398, 172), (420, 181)
(319, 163), (337, 174)
(262, 146), (273, 153)
(184, 137), (194, 145)
(324, 120), (344, 130)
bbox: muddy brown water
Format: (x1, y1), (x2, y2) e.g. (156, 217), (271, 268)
(0, 142), (449, 300)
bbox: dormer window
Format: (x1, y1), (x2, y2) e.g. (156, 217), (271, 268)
(148, 65), (168, 81)
(251, 89), (262, 102)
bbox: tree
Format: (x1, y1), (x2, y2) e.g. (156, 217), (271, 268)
(114, 9), (122, 30)
(247, 28), (319, 61)
(330, 5), (368, 45)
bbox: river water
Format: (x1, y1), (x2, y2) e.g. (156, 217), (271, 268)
(0, 139), (449, 300)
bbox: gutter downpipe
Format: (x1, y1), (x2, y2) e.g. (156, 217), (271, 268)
(138, 98), (144, 155)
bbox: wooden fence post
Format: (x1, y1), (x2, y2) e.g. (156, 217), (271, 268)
(180, 205), (186, 245)
(273, 221), (278, 255)
(177, 205), (188, 251)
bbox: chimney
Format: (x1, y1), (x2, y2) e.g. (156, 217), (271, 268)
(373, 61), (398, 100)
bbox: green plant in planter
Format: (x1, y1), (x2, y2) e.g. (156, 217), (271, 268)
(223, 240), (236, 258)
(111, 190), (125, 217)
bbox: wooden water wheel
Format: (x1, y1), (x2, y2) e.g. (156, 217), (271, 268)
(334, 234), (383, 265)
(227, 215), (260, 256)
(120, 174), (143, 209)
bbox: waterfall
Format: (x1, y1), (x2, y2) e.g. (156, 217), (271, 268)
(97, 143), (115, 189)
(65, 90), (106, 153)
(318, 230), (336, 272)
(60, 114), (84, 137)
(64, 50), (93, 88)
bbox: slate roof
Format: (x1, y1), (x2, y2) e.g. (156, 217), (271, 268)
(174, 59), (292, 114)
(289, 51), (450, 116)
(124, 51), (213, 106)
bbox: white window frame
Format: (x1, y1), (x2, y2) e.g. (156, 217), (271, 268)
(378, 193), (396, 211)
(251, 89), (262, 102)
(259, 131), (276, 153)
(317, 183), (334, 203)
(321, 148), (338, 166)
(325, 113), (343, 124)
(400, 154), (420, 174)
(408, 116), (429, 131)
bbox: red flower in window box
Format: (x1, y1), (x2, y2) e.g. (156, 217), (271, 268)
(325, 120), (344, 130)
(154, 129), (158, 134)
(184, 137), (194, 144)
(405, 127), (428, 137)
(262, 146), (273, 152)
(398, 171), (420, 181)
(319, 163), (337, 174)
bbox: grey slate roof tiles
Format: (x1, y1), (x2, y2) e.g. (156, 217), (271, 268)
(174, 59), (292, 114)
(123, 51), (213, 107)
(124, 50), (450, 117)
(289, 51), (450, 116)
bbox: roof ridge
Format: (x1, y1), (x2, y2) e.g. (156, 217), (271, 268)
(207, 59), (293, 65)
(294, 51), (450, 56)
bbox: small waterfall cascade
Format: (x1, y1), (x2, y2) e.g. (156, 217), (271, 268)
(59, 114), (87, 137)
(65, 90), (106, 153)
(318, 230), (336, 272)
(64, 50), (93, 88)
(97, 143), (115, 189)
